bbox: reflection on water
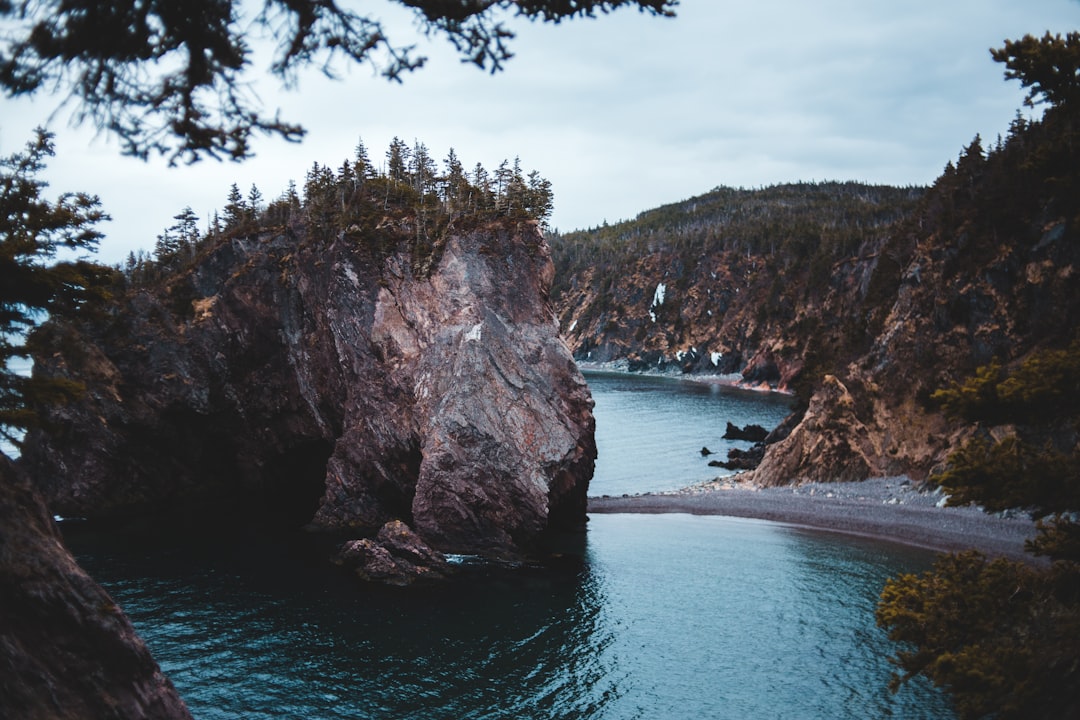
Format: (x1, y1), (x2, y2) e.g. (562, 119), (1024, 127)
(59, 371), (954, 719)
(66, 525), (619, 720)
(587, 515), (953, 719)
(65, 514), (954, 719)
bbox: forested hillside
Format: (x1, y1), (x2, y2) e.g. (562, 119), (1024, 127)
(551, 49), (1079, 487)
(550, 181), (922, 392)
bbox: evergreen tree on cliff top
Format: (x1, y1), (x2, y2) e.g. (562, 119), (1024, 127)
(876, 31), (1080, 720)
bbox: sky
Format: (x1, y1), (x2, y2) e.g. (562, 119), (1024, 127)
(2, 0), (1078, 266)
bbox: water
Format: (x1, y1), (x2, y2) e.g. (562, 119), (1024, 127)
(586, 371), (793, 496)
(62, 371), (956, 719)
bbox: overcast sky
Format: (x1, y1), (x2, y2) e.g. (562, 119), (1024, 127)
(2, 0), (1078, 265)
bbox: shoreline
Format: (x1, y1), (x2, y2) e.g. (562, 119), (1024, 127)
(587, 477), (1040, 562)
(576, 361), (795, 397)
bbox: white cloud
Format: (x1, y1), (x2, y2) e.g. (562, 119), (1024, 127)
(1, 0), (1077, 264)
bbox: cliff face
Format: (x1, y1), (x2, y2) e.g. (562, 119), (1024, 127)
(551, 183), (923, 391)
(0, 456), (192, 719)
(553, 117), (1080, 485)
(22, 218), (594, 558)
(753, 120), (1080, 486)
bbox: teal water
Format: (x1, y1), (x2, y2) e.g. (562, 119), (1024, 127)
(586, 371), (793, 496)
(63, 372), (955, 719)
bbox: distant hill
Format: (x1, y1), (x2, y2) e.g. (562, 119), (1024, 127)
(550, 181), (923, 388)
(551, 106), (1080, 484)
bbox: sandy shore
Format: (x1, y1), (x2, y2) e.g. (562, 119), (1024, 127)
(588, 477), (1040, 562)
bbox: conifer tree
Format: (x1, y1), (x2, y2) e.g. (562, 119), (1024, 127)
(472, 163), (493, 212)
(353, 138), (372, 181)
(154, 206), (200, 265)
(223, 183), (247, 230)
(442, 147), (468, 216)
(991, 31), (1080, 109)
(246, 184), (264, 222)
(410, 141), (437, 197)
(504, 156), (527, 216)
(526, 169), (554, 227)
(386, 137), (410, 183)
(0, 129), (109, 449)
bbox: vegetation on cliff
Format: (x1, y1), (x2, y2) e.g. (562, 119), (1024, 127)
(877, 343), (1080, 719)
(125, 138), (553, 286)
(874, 32), (1080, 720)
(550, 180), (923, 391)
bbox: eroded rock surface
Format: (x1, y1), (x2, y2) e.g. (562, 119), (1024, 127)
(0, 456), (192, 719)
(333, 520), (451, 586)
(22, 219), (595, 559)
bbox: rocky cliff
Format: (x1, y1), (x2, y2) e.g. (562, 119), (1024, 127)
(21, 217), (595, 559)
(552, 111), (1080, 486)
(0, 455), (192, 719)
(550, 182), (923, 390)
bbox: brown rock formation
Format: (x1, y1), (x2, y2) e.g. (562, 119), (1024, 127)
(332, 519), (452, 586)
(553, 123), (1080, 487)
(0, 456), (192, 719)
(21, 218), (595, 559)
(749, 375), (876, 485)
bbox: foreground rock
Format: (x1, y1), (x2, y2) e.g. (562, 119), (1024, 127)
(22, 218), (595, 560)
(0, 456), (192, 719)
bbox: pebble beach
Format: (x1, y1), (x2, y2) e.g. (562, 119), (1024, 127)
(588, 476), (1040, 562)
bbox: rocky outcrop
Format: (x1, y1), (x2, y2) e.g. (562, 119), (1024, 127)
(722, 422), (768, 442)
(0, 456), (192, 719)
(21, 218), (595, 560)
(749, 375), (877, 485)
(332, 520), (452, 586)
(749, 131), (1080, 486)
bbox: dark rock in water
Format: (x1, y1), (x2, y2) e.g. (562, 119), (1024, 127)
(333, 520), (451, 586)
(722, 422), (769, 442)
(0, 456), (192, 719)
(708, 444), (766, 471)
(700, 446), (714, 456)
(21, 218), (595, 561)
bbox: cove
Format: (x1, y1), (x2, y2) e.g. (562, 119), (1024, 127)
(61, 371), (956, 719)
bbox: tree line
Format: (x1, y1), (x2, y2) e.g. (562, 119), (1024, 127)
(873, 31), (1080, 720)
(125, 137), (554, 282)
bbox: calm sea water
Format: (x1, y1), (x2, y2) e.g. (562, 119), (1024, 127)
(63, 371), (955, 719)
(586, 371), (793, 496)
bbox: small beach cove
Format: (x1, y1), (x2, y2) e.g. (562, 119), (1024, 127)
(588, 476), (1039, 563)
(583, 367), (1039, 563)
